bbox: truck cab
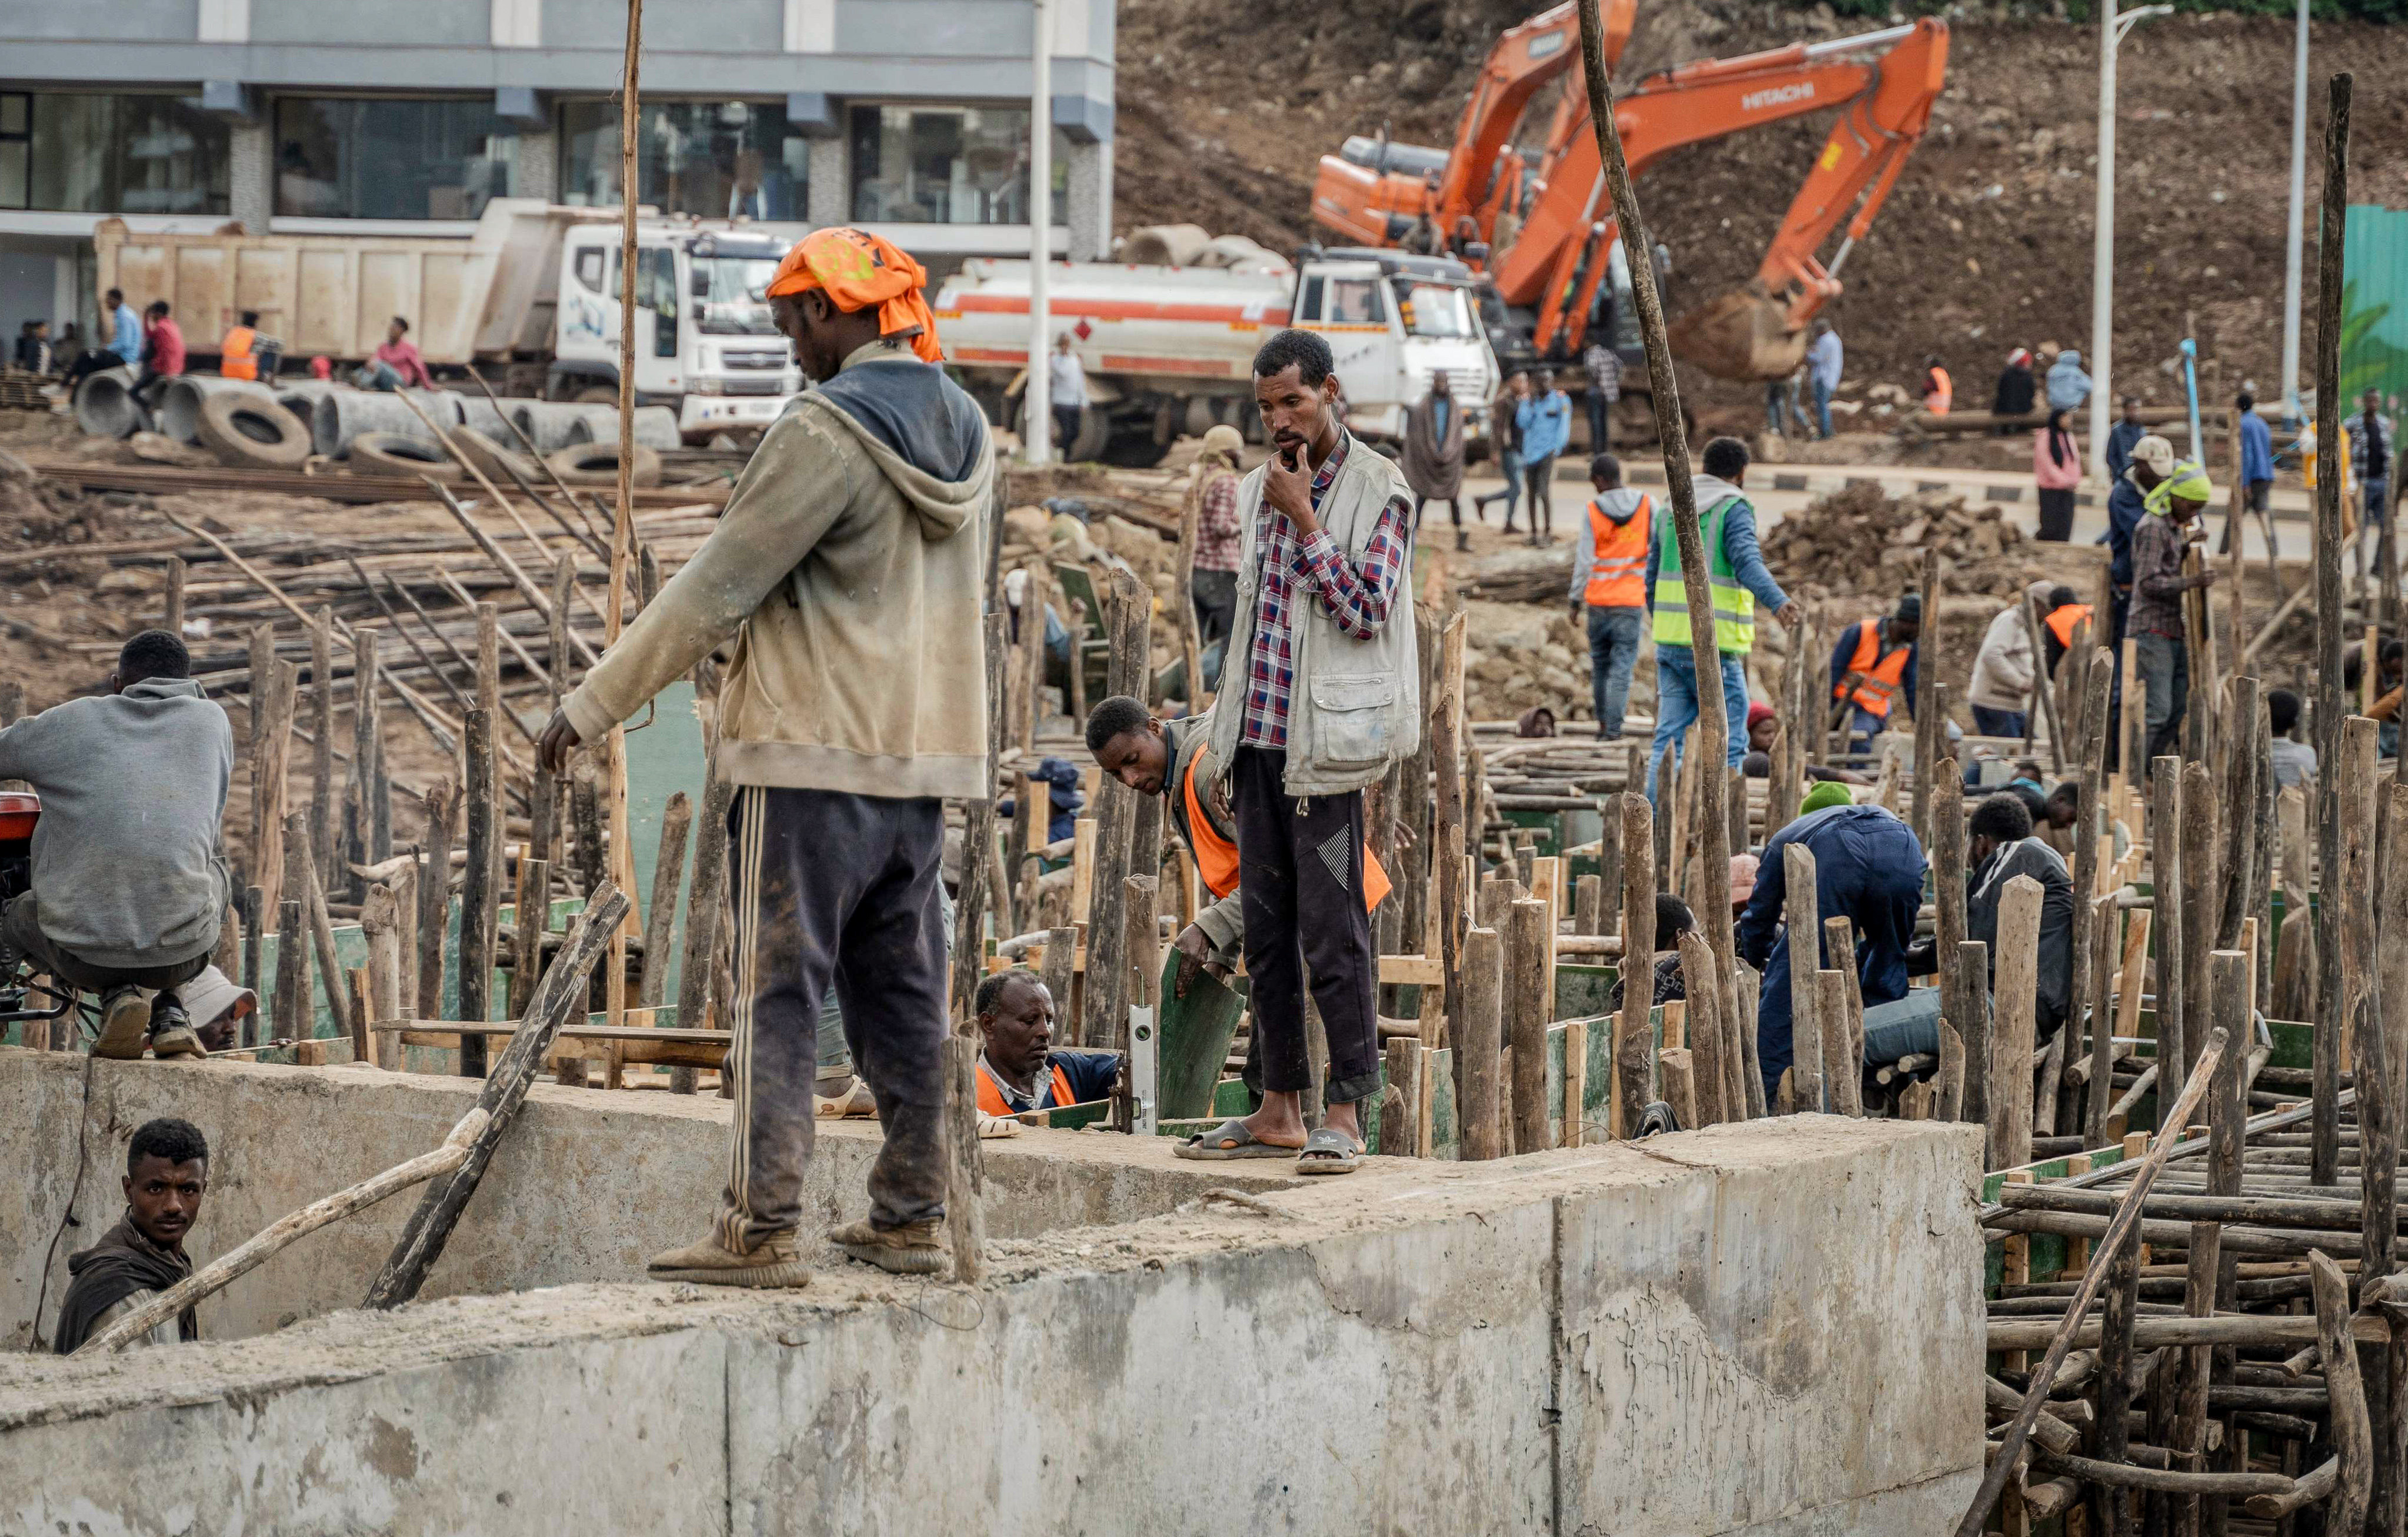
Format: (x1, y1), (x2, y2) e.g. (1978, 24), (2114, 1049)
(1295, 248), (1496, 449)
(552, 223), (803, 439)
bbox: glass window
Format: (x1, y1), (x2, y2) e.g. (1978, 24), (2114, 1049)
(1395, 282), (1473, 339)
(1295, 276), (1324, 323)
(560, 100), (810, 220)
(693, 255), (780, 336)
(572, 247), (606, 293)
(5, 93), (228, 215)
(848, 105), (1070, 226)
(274, 98), (518, 220)
(1323, 278), (1386, 325)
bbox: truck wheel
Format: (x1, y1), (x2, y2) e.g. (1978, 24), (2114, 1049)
(1098, 430), (1173, 469)
(547, 443), (662, 489)
(196, 392), (310, 469)
(348, 432), (464, 482)
(1069, 406), (1109, 462)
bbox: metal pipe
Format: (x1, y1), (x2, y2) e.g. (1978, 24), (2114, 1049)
(2279, 0), (2310, 425)
(1023, 0), (1053, 467)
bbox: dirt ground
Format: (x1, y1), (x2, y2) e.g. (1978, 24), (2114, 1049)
(1113, 0), (2408, 423)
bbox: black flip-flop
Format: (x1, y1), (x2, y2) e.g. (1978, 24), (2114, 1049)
(1174, 1118), (1299, 1161)
(1294, 1125), (1364, 1175)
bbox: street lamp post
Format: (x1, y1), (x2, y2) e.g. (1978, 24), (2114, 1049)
(2089, 1), (2173, 482)
(2279, 0), (2310, 425)
(1023, 0), (1053, 466)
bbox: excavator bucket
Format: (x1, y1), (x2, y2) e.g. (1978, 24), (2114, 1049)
(1668, 283), (1810, 382)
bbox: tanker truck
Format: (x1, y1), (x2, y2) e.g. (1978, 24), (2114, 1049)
(931, 246), (1500, 466)
(95, 199), (805, 440)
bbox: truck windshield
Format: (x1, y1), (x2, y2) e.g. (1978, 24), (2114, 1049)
(698, 257), (780, 335)
(1395, 282), (1475, 340)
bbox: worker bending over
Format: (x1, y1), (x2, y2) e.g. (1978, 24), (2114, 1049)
(1180, 328), (1418, 1177)
(1882, 793), (2077, 1065)
(1736, 797), (1925, 1108)
(540, 228), (990, 1284)
(1645, 436), (1799, 800)
(52, 1118), (211, 1352)
(0, 630), (231, 1060)
(1829, 594), (1920, 759)
(973, 968), (1120, 1116)
(1569, 452), (1649, 743)
(1085, 695), (1389, 1114)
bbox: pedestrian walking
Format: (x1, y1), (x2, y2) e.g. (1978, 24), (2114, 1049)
(1582, 336), (1621, 452)
(1471, 370), (1529, 532)
(1806, 320), (1842, 439)
(2033, 408), (2081, 541)
(1401, 372), (1468, 548)
(1047, 332), (1087, 457)
(1569, 452), (1649, 741)
(2045, 348), (2093, 414)
(1516, 367), (1571, 544)
(2347, 388), (2395, 585)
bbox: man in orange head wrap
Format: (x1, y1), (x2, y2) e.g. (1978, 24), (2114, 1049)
(539, 226), (993, 1285)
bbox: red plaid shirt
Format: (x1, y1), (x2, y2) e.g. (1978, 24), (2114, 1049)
(1194, 469), (1243, 573)
(1237, 434), (1413, 749)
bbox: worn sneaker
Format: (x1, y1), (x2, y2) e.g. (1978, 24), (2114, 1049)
(645, 1229), (813, 1289)
(148, 994), (203, 1059)
(93, 986), (151, 1060)
(830, 1217), (949, 1276)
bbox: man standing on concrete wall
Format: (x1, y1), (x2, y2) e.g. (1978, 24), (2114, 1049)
(540, 228), (991, 1285)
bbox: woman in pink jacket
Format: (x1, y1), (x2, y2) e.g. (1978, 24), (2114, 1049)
(2033, 407), (2082, 541)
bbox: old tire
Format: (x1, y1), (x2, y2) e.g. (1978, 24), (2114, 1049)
(546, 443), (662, 489)
(450, 425), (541, 487)
(196, 391), (311, 469)
(348, 430), (465, 481)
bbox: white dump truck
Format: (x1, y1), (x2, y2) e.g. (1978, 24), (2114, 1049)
(95, 199), (804, 441)
(932, 246), (1500, 466)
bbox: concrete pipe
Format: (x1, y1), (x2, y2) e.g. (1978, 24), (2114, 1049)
(563, 405), (682, 451)
(455, 394), (522, 442)
(159, 377), (279, 444)
(72, 369), (148, 440)
(268, 377), (342, 427)
(312, 388), (465, 457)
(511, 400), (611, 454)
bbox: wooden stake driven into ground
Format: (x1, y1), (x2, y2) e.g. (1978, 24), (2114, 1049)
(1783, 841), (1820, 1112)
(1574, 0), (1738, 1043)
(1618, 791), (1656, 1135)
(1433, 610), (1469, 1046)
(2312, 76), (2353, 1189)
(1912, 547), (1940, 850)
(363, 883), (628, 1310)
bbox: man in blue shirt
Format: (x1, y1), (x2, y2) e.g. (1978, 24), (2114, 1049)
(2231, 391), (2275, 552)
(62, 287), (142, 393)
(1643, 436), (1799, 798)
(1805, 321), (1843, 439)
(1515, 367), (1573, 544)
(2103, 396), (2149, 485)
(1736, 801), (1926, 1108)
(2099, 432), (2174, 640)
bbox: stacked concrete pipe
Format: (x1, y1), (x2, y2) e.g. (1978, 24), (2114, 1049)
(268, 377), (342, 428)
(563, 404), (682, 450)
(158, 377), (280, 444)
(509, 400), (613, 453)
(312, 388), (465, 457)
(71, 369), (148, 439)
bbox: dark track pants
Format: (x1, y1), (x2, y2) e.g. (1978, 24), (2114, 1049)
(1230, 746), (1380, 1106)
(716, 786), (948, 1249)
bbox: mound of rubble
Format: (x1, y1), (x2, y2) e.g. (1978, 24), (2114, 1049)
(1760, 482), (2048, 603)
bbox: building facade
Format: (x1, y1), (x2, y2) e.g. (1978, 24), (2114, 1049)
(0, 0), (1113, 337)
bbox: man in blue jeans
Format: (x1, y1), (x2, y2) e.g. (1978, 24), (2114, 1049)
(1805, 320), (1843, 440)
(1645, 436), (1799, 798)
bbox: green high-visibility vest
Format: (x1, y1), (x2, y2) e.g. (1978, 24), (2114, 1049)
(1650, 494), (1756, 653)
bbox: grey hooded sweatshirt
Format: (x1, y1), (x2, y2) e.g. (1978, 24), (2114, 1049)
(0, 677), (231, 968)
(565, 338), (995, 799)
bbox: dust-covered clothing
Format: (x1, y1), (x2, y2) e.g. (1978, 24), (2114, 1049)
(51, 1216), (195, 1354)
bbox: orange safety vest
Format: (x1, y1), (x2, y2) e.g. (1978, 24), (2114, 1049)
(1583, 494), (1650, 607)
(1183, 763), (1391, 909)
(1833, 619), (1914, 719)
(1924, 366), (1953, 415)
(220, 326), (258, 381)
(976, 1057), (1076, 1117)
(2044, 603), (2092, 649)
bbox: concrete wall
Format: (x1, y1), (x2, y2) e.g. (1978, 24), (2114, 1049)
(0, 1048), (1299, 1349)
(0, 1111), (1985, 1536)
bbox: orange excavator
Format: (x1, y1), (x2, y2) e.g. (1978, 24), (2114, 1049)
(1311, 1), (1949, 383)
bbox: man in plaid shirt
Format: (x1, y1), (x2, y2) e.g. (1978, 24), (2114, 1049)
(1177, 329), (1415, 1175)
(1188, 424), (1245, 657)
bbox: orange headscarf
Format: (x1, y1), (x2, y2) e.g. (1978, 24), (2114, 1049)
(765, 227), (943, 363)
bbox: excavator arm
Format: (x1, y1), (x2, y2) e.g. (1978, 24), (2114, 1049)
(1503, 18), (1949, 375)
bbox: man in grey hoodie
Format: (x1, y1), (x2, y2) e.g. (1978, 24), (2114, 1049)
(540, 228), (990, 1287)
(0, 630), (231, 1060)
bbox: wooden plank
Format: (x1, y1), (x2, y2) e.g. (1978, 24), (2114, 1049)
(1990, 874), (2044, 1171)
(1507, 897), (1553, 1153)
(1617, 791), (1657, 1137)
(1459, 925), (1505, 1160)
(1784, 841), (1822, 1112)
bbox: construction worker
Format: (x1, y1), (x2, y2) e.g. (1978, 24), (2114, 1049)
(50, 1118), (211, 1352)
(1920, 355), (1952, 416)
(1645, 435), (1799, 798)
(1569, 452), (1650, 741)
(1083, 694), (1389, 1111)
(1967, 580), (2056, 740)
(539, 227), (991, 1285)
(2129, 458), (2217, 764)
(1828, 595), (1920, 759)
(216, 309), (279, 382)
(972, 968), (1120, 1115)
(2349, 388), (2395, 585)
(1182, 326), (1419, 1177)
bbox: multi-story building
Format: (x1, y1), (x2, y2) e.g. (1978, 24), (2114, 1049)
(0, 0), (1115, 336)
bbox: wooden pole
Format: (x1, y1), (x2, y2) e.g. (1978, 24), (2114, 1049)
(1959, 939), (1992, 1142)
(2086, 893), (2121, 1148)
(306, 860), (352, 1050)
(1820, 915), (1864, 1116)
(416, 775), (454, 1021)
(677, 700), (731, 1030)
(363, 886), (628, 1309)
(1783, 841), (1822, 1112)
(2179, 759), (2222, 1091)
(1434, 610), (1469, 1045)
(2370, 780), (2408, 1532)
(1814, 970), (1854, 1118)
(1507, 896), (1552, 1152)
(953, 612), (1010, 1028)
(638, 793), (691, 1008)
(943, 1032), (986, 1282)
(1574, 0), (1738, 1058)
(1677, 929), (1729, 1126)
(2067, 650), (2112, 1113)
(1990, 874), (2043, 1170)
(1912, 546), (1941, 850)
(1460, 924), (1505, 1160)
(2154, 759), (2188, 1113)
(2311, 73), (2354, 1189)
(459, 706), (496, 1061)
(2312, 1246), (2376, 1535)
(1079, 570), (1150, 1048)
(360, 882), (403, 1070)
(1618, 790), (1657, 1136)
